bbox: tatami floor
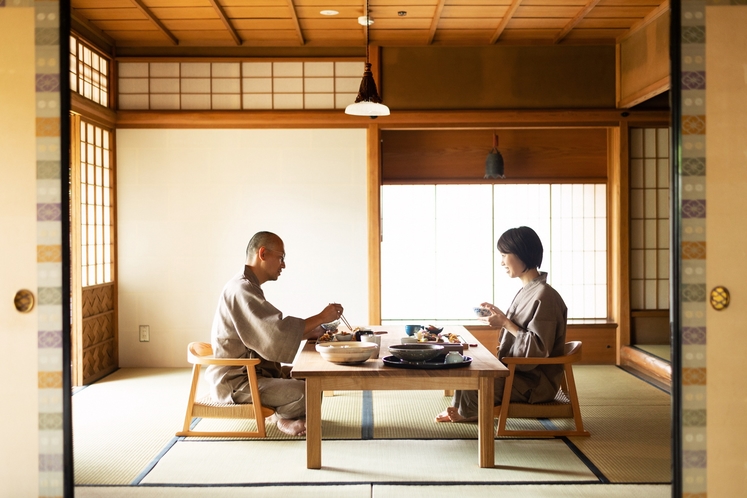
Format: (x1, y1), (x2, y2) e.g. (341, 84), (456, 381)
(72, 365), (671, 497)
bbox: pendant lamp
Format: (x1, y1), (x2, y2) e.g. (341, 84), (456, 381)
(485, 133), (505, 179)
(345, 0), (390, 118)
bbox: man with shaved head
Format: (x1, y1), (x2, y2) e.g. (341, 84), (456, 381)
(206, 231), (343, 436)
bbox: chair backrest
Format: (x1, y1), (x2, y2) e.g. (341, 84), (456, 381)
(563, 341), (582, 361)
(187, 342), (213, 364)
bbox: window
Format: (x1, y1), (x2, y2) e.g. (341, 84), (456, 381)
(381, 184), (607, 322)
(630, 127), (670, 310)
(117, 60), (363, 110)
(78, 121), (114, 286)
(70, 34), (110, 107)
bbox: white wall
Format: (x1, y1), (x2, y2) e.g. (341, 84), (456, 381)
(116, 128), (369, 367)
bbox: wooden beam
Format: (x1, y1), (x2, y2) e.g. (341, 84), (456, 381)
(427, 0), (446, 45)
(553, 0), (601, 44)
(618, 0), (670, 43)
(617, 75), (670, 109)
(286, 0), (305, 45)
(116, 108), (670, 130)
(489, 0), (522, 45)
(71, 8), (116, 49)
(208, 0), (242, 46)
(367, 123), (382, 325)
(130, 0), (179, 46)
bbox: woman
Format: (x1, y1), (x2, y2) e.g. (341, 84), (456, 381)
(436, 226), (567, 423)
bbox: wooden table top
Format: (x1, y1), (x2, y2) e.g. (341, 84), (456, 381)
(292, 325), (508, 379)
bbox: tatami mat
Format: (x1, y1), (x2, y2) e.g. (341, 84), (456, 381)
(140, 439), (597, 485)
(374, 484), (671, 498)
(73, 365), (672, 488)
(565, 404), (671, 483)
(75, 484), (670, 498)
(372, 390), (547, 439)
(189, 390), (363, 440)
(75, 485), (372, 498)
(573, 366), (670, 406)
(73, 368), (192, 485)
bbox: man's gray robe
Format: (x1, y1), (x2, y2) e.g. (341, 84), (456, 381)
(205, 266), (305, 404)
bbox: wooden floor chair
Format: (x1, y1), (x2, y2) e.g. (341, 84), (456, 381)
(176, 342), (275, 438)
(494, 340), (590, 437)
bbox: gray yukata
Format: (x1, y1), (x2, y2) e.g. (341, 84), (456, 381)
(452, 272), (568, 419)
(205, 266), (307, 419)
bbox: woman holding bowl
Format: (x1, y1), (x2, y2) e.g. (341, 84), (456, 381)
(436, 226), (567, 423)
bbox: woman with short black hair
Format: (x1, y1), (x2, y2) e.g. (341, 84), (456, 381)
(436, 226), (568, 423)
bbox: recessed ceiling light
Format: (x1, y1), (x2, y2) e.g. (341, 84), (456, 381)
(320, 10), (339, 16)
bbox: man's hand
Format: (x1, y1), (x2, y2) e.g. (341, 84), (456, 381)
(303, 303), (344, 336)
(321, 303), (343, 323)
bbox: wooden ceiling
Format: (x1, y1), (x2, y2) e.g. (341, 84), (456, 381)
(71, 0), (669, 50)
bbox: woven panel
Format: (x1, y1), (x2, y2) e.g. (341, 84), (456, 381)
(507, 389), (574, 418)
(192, 396), (259, 419)
(82, 339), (116, 383)
(82, 284), (114, 318)
(81, 312), (114, 349)
(80, 284), (117, 384)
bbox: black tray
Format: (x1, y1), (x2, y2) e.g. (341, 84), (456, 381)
(381, 355), (472, 369)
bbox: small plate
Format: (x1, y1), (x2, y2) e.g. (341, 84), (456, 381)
(381, 355), (472, 369)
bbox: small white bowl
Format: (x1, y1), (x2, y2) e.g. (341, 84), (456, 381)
(333, 331), (353, 341)
(315, 342), (377, 364)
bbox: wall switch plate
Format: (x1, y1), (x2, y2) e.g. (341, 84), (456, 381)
(139, 325), (150, 342)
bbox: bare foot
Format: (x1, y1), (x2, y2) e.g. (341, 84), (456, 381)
(276, 417), (307, 436)
(434, 406), (477, 423)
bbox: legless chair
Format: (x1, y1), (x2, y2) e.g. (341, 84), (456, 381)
(176, 342), (275, 438)
(494, 341), (590, 437)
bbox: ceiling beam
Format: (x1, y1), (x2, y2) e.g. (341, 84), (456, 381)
(286, 0), (305, 45)
(209, 0), (242, 46)
(490, 0), (522, 44)
(427, 0), (446, 45)
(71, 8), (116, 48)
(553, 0), (601, 44)
(617, 0), (670, 43)
(130, 0), (178, 45)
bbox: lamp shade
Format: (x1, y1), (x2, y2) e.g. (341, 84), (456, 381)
(485, 148), (505, 179)
(345, 63), (390, 118)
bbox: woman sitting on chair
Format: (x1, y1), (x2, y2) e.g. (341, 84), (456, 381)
(436, 226), (568, 423)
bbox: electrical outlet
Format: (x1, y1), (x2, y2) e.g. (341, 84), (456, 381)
(139, 325), (150, 342)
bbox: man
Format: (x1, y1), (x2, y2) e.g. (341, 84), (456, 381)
(205, 231), (343, 436)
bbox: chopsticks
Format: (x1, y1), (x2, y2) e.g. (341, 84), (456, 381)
(339, 313), (354, 332)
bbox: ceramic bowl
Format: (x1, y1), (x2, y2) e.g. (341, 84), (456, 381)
(388, 344), (444, 362)
(315, 342), (377, 364)
(473, 307), (491, 318)
(333, 331), (353, 341)
(321, 320), (340, 332)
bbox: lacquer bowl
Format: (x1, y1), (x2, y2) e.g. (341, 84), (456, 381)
(387, 344), (444, 363)
(315, 342), (377, 364)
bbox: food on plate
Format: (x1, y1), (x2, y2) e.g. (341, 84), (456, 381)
(442, 333), (462, 343)
(317, 332), (334, 342)
(334, 331), (353, 341)
(415, 330), (439, 342)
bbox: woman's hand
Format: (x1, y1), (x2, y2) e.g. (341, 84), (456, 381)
(479, 302), (506, 328)
(479, 301), (519, 335)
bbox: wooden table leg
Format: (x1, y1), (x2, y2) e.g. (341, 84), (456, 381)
(305, 378), (322, 469)
(478, 376), (495, 468)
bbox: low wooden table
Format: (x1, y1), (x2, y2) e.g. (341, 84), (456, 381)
(291, 325), (508, 469)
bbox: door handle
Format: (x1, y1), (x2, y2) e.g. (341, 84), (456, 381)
(710, 286), (730, 311)
(13, 289), (35, 313)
